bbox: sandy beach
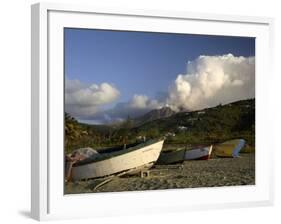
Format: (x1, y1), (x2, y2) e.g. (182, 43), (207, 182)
(65, 153), (255, 194)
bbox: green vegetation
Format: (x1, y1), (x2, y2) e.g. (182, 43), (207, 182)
(129, 99), (255, 147)
(65, 113), (88, 153)
(65, 114), (137, 153)
(65, 99), (255, 153)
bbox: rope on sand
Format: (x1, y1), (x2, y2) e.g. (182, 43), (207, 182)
(91, 168), (140, 190)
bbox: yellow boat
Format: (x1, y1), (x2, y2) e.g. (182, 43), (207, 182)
(214, 139), (245, 158)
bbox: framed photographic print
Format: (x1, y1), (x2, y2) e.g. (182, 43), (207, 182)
(31, 2), (274, 221)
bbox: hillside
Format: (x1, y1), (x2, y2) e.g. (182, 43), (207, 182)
(132, 98), (255, 145)
(133, 106), (175, 126)
(65, 98), (255, 152)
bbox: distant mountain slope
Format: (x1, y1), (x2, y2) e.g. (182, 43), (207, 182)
(72, 99), (255, 150)
(132, 98), (255, 144)
(133, 106), (176, 126)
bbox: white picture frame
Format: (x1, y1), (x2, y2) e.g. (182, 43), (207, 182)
(31, 2), (274, 221)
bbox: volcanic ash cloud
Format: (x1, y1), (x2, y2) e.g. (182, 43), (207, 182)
(167, 54), (255, 111)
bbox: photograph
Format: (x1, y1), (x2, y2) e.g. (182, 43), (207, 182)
(64, 28), (255, 194)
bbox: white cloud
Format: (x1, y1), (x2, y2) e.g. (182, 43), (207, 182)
(167, 54), (255, 111)
(129, 94), (163, 109)
(65, 78), (120, 118)
(87, 94), (164, 124)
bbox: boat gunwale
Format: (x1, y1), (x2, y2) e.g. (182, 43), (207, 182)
(73, 138), (165, 167)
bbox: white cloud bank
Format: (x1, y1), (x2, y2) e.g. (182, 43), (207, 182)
(167, 54), (255, 111)
(87, 94), (164, 124)
(65, 78), (120, 118)
(129, 94), (163, 110)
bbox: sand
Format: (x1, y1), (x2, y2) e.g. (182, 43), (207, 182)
(65, 153), (255, 194)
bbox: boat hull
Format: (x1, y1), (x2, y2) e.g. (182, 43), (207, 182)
(215, 139), (245, 158)
(184, 145), (213, 160)
(71, 139), (164, 180)
(157, 148), (186, 165)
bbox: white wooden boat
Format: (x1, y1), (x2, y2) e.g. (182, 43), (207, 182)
(71, 138), (164, 181)
(184, 145), (213, 160)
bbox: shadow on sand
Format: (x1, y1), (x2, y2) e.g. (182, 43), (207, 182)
(18, 210), (31, 219)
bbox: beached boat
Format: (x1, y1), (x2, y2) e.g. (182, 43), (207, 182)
(214, 139), (245, 158)
(184, 145), (213, 160)
(157, 148), (186, 165)
(70, 138), (164, 181)
(157, 145), (213, 164)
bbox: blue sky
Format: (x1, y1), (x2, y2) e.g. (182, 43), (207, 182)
(64, 28), (255, 124)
